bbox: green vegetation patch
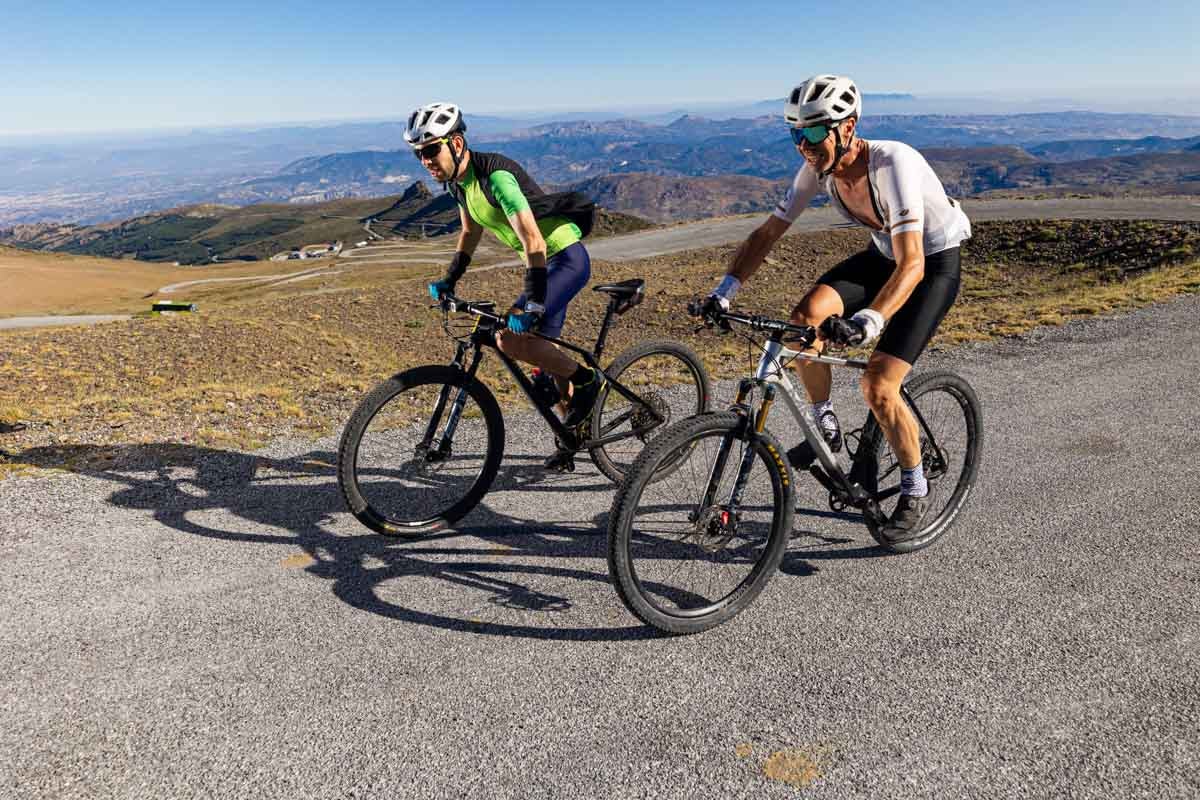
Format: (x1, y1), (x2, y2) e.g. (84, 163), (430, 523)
(61, 215), (219, 263)
(198, 218), (305, 252)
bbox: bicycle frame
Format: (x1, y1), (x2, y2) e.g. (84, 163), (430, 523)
(706, 333), (948, 525)
(430, 296), (668, 454)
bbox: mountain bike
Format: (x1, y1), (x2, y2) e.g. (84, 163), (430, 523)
(606, 301), (982, 634)
(338, 279), (711, 536)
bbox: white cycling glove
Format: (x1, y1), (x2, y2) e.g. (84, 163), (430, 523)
(850, 309), (885, 345)
(708, 274), (742, 310)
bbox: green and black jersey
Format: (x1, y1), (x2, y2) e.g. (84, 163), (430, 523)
(448, 151), (584, 258)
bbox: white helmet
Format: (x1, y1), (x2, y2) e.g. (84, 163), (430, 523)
(404, 102), (466, 147)
(784, 75), (861, 126)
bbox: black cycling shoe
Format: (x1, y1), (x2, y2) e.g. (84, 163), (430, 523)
(881, 494), (931, 544)
(564, 369), (607, 432)
(542, 448), (576, 472)
(786, 441), (816, 470)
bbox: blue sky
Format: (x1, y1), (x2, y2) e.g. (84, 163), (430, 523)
(1, 0), (1198, 135)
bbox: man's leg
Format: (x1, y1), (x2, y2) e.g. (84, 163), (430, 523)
(790, 283), (844, 403)
(495, 330), (576, 376)
(861, 352), (919, 469)
(786, 248), (884, 464)
(867, 249), (962, 540)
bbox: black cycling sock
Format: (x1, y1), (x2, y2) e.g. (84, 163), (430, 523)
(569, 365), (595, 387)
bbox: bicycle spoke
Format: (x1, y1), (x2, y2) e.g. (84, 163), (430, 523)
(354, 381), (491, 525)
(623, 425), (782, 617)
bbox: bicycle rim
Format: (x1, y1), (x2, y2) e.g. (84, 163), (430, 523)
(592, 343), (709, 482)
(610, 413), (791, 632)
(348, 374), (499, 531)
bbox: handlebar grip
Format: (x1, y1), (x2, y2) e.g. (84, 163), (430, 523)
(686, 299), (705, 317)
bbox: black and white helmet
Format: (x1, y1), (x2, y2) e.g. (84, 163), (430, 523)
(404, 102), (466, 147)
(784, 75), (861, 126)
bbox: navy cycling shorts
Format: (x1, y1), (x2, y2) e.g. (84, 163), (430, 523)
(817, 244), (961, 365)
(513, 241), (591, 338)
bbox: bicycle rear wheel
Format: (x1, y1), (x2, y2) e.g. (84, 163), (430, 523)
(590, 339), (711, 484)
(607, 412), (793, 635)
(861, 370), (982, 553)
(338, 365), (505, 536)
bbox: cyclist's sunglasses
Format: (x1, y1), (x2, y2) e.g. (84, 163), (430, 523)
(413, 138), (448, 160)
(790, 123), (836, 147)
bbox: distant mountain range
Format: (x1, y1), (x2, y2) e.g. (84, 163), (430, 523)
(0, 182), (654, 264)
(6, 109), (1200, 227)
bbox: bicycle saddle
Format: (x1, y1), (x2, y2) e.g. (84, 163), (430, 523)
(592, 278), (644, 298)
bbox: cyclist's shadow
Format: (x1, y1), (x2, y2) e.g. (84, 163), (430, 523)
(12, 443), (658, 641)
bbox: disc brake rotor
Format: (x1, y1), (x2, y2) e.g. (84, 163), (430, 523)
(688, 505), (738, 554)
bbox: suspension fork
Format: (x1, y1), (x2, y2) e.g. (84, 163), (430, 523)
(420, 343), (480, 453)
(694, 380), (775, 519)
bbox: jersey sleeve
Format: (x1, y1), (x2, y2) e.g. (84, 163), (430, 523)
(877, 146), (925, 236)
(488, 170), (532, 218)
(772, 165), (819, 225)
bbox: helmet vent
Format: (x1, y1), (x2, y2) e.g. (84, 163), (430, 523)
(435, 113), (451, 125)
(790, 88), (802, 105)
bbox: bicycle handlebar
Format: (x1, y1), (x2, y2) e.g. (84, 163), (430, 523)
(437, 292), (505, 323)
(686, 299), (817, 346)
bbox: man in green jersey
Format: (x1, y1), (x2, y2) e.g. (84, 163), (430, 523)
(404, 103), (602, 464)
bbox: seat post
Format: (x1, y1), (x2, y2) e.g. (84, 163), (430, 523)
(593, 298), (619, 359)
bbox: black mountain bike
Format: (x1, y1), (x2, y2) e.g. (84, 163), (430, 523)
(338, 279), (711, 536)
(606, 302), (982, 634)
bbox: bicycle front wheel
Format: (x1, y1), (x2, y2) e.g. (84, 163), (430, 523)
(862, 370), (982, 553)
(607, 411), (793, 635)
(338, 365), (505, 536)
(589, 339), (711, 484)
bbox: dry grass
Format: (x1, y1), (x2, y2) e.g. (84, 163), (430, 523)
(0, 237), (502, 318)
(2, 221), (1199, 476)
(0, 246), (190, 316)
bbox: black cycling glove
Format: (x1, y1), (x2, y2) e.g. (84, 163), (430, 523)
(819, 314), (866, 346)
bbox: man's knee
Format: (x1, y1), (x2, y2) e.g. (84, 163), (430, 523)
(791, 285), (842, 326)
(860, 369), (900, 411)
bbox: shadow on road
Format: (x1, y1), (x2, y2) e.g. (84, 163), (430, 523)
(10, 442), (664, 641)
(10, 442), (888, 637)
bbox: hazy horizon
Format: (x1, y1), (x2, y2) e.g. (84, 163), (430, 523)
(4, 88), (1200, 143)
(2, 0), (1197, 138)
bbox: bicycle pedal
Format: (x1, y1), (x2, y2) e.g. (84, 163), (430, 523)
(542, 450), (576, 473)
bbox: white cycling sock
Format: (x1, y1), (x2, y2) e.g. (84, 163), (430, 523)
(901, 464), (928, 498)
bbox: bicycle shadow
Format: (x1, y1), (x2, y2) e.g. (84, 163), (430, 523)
(10, 443), (658, 641)
(777, 502), (893, 576)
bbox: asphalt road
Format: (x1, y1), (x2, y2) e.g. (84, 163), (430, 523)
(2, 293), (1197, 798)
(583, 196), (1200, 262)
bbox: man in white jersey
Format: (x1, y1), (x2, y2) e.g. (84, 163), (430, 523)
(700, 74), (971, 543)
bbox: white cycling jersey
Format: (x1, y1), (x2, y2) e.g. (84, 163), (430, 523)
(773, 139), (971, 260)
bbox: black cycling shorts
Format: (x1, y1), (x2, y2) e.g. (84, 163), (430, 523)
(817, 243), (961, 365)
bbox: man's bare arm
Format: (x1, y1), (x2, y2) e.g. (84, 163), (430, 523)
(868, 231), (925, 320)
(725, 215), (792, 283)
